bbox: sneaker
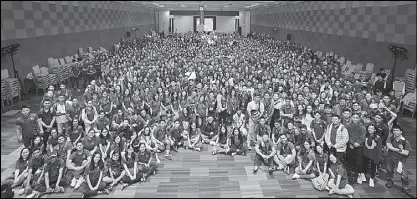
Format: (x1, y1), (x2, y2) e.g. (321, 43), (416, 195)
(121, 183), (128, 190)
(375, 170), (379, 177)
(18, 189), (25, 195)
(328, 189), (336, 195)
(361, 173), (367, 182)
(165, 154), (172, 160)
(102, 189), (110, 195)
(70, 177), (77, 187)
(369, 178), (374, 187)
(292, 173), (300, 180)
(231, 152), (237, 157)
(357, 175), (362, 184)
(212, 151), (217, 155)
(324, 186), (330, 191)
(268, 168), (274, 175)
(156, 158), (161, 164)
(348, 194), (354, 198)
(74, 177), (84, 190)
(26, 192), (36, 198)
(248, 146), (252, 151)
(385, 180), (393, 188)
(195, 148), (201, 152)
(403, 188), (415, 198)
(209, 141), (216, 146)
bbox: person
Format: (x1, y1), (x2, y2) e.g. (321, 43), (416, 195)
(313, 144), (329, 179)
(30, 150), (66, 198)
(247, 92), (265, 148)
(67, 142), (92, 190)
(16, 106), (41, 148)
(53, 94), (72, 135)
(79, 152), (110, 198)
(25, 147), (44, 196)
(212, 125), (230, 155)
(67, 118), (84, 147)
(96, 111), (111, 133)
(201, 115), (219, 145)
(271, 120), (282, 144)
(102, 151), (126, 190)
(324, 114), (349, 164)
(345, 112), (366, 184)
(2, 147), (31, 188)
(82, 129), (99, 155)
(362, 124), (382, 187)
(293, 140), (316, 180)
(255, 117), (271, 141)
(326, 148), (355, 198)
(136, 143), (159, 181)
(54, 134), (73, 163)
(184, 122), (202, 151)
(98, 128), (112, 161)
(310, 111), (327, 147)
(385, 125), (414, 197)
(120, 145), (143, 190)
(30, 136), (44, 155)
(273, 133), (296, 174)
(152, 119), (173, 160)
(81, 100), (98, 133)
(253, 133), (276, 175)
(228, 127), (247, 157)
(37, 99), (56, 152)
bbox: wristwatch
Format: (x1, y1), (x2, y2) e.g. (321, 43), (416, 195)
(399, 149), (402, 152)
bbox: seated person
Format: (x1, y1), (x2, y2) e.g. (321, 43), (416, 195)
(121, 146), (144, 190)
(273, 134), (296, 174)
(201, 115), (219, 145)
(2, 147), (31, 189)
(137, 143), (159, 181)
(102, 151), (126, 190)
(152, 119), (173, 160)
(139, 126), (161, 163)
(313, 144), (329, 178)
(67, 142), (91, 190)
(184, 122), (203, 151)
(326, 148), (355, 198)
(255, 117), (271, 141)
(293, 140), (316, 180)
(79, 152), (110, 198)
(82, 129), (99, 155)
(168, 120), (183, 151)
(228, 127), (247, 157)
(31, 151), (66, 198)
(212, 125), (230, 155)
(24, 147), (44, 196)
(253, 133), (276, 175)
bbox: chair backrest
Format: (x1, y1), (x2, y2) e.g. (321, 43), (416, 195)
(59, 58), (65, 65)
(88, 47), (93, 53)
(32, 65), (41, 75)
(1, 69), (10, 80)
(40, 67), (49, 76)
(365, 63), (374, 72)
(78, 48), (84, 55)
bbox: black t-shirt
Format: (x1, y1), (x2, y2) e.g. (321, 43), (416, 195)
(38, 108), (55, 127)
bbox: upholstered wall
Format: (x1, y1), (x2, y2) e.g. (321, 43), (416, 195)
(1, 1), (156, 80)
(251, 1), (417, 77)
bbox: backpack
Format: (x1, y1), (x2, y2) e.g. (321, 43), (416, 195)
(312, 173), (329, 191)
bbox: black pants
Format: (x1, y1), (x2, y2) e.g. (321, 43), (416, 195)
(70, 77), (80, 89)
(34, 176), (67, 192)
(347, 146), (363, 174)
(335, 151), (346, 165)
(218, 110), (228, 125)
(362, 156), (377, 178)
(254, 153), (273, 167)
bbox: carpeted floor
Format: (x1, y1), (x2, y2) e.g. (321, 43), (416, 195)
(1, 93), (416, 198)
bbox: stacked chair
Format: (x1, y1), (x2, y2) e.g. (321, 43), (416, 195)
(1, 69), (21, 105)
(404, 68), (416, 95)
(32, 65), (50, 94)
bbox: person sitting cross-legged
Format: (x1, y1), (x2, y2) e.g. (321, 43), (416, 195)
(292, 140), (316, 180)
(228, 127), (248, 157)
(253, 133), (276, 175)
(273, 133), (296, 175)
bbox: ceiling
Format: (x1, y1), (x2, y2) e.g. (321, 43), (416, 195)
(129, 1), (301, 11)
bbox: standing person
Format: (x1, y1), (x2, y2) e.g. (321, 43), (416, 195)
(345, 113), (366, 184)
(79, 152), (110, 198)
(362, 124), (382, 187)
(326, 148), (355, 198)
(273, 133), (296, 174)
(37, 99), (55, 152)
(385, 125), (414, 197)
(247, 92), (264, 150)
(310, 111), (327, 147)
(53, 94), (72, 135)
(324, 114), (349, 164)
(253, 133), (276, 175)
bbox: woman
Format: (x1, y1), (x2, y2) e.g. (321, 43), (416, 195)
(293, 104), (306, 127)
(121, 89), (133, 112)
(102, 151), (126, 190)
(137, 143), (159, 182)
(195, 95), (208, 128)
(99, 128), (112, 161)
(362, 124), (382, 187)
(326, 148), (355, 198)
(68, 118), (84, 147)
(91, 93), (101, 114)
(81, 100), (98, 133)
(228, 127), (247, 156)
(121, 145), (143, 190)
(150, 94), (162, 118)
(100, 91), (113, 117)
(313, 144), (329, 178)
(110, 135), (125, 158)
(2, 148), (31, 188)
(140, 127), (161, 163)
(82, 129), (99, 155)
(184, 122), (202, 151)
(47, 129), (59, 154)
(31, 136), (44, 155)
(303, 105), (314, 130)
(293, 140), (316, 180)
(79, 152), (110, 198)
(212, 125), (230, 155)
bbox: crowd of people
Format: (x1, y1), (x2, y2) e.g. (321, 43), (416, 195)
(2, 31), (414, 198)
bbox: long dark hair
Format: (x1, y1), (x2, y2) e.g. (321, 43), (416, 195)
(89, 152), (104, 171)
(218, 125), (228, 140)
(230, 127), (242, 143)
(18, 147), (31, 162)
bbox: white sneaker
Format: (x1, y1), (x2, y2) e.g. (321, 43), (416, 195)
(74, 177), (84, 190)
(70, 177), (77, 187)
(292, 173), (300, 179)
(357, 175), (362, 184)
(369, 178), (374, 187)
(361, 173), (367, 182)
(209, 141), (216, 146)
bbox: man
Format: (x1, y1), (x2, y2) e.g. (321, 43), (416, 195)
(31, 151), (66, 198)
(324, 114), (349, 164)
(255, 117), (271, 141)
(37, 99), (56, 152)
(153, 119), (172, 160)
(247, 92), (265, 150)
(96, 110), (110, 132)
(53, 94), (72, 135)
(253, 133), (276, 175)
(280, 98), (295, 128)
(24, 147), (44, 196)
(66, 142), (91, 190)
(273, 133), (296, 174)
(111, 109), (124, 131)
(341, 108), (352, 126)
(69, 97), (83, 122)
(168, 120), (183, 151)
(55, 83), (72, 102)
(385, 125), (414, 197)
(16, 105), (40, 148)
(345, 113), (366, 184)
(201, 115), (219, 145)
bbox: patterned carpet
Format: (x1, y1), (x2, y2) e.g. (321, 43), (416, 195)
(1, 93), (416, 198)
